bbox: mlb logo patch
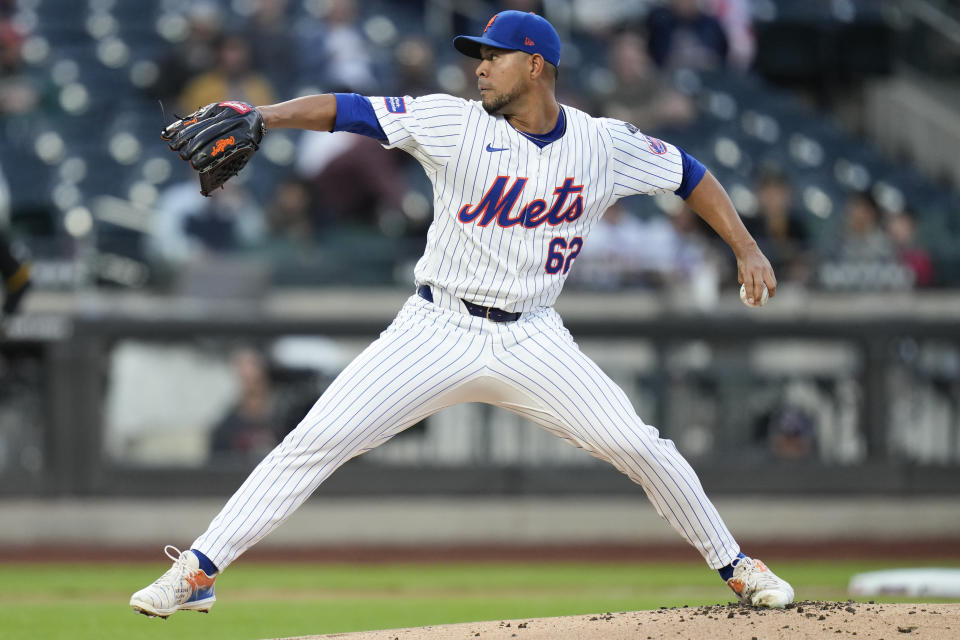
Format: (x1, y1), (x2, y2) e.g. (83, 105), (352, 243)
(643, 134), (668, 155)
(385, 97), (406, 114)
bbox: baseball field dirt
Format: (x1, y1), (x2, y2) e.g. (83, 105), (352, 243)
(274, 601), (959, 640)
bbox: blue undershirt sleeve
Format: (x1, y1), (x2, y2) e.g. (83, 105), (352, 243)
(333, 93), (387, 140)
(674, 147), (707, 200)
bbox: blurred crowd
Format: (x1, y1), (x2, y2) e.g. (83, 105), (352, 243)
(0, 0), (957, 469)
(0, 0), (956, 315)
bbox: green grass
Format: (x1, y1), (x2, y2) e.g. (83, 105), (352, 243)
(0, 559), (956, 640)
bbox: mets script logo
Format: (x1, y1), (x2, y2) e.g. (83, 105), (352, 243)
(211, 136), (235, 156)
(457, 176), (584, 228)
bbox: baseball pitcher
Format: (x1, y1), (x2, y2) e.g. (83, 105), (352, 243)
(131, 10), (792, 618)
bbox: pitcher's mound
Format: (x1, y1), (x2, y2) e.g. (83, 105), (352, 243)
(271, 601), (959, 640)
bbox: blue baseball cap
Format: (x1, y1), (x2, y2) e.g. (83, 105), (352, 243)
(453, 10), (561, 68)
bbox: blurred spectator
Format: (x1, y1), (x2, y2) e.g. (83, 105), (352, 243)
(244, 0), (300, 96)
(574, 201), (725, 299)
(753, 404), (817, 460)
(148, 171), (266, 267)
(887, 208), (934, 288)
(704, 0), (754, 70)
(296, 131), (405, 231)
(645, 0), (729, 70)
(393, 35), (441, 97)
(0, 20), (44, 117)
(265, 176), (315, 246)
(309, 0), (377, 93)
(750, 379), (830, 462)
(820, 191), (912, 291)
(178, 32), (276, 114)
(574, 202), (656, 288)
(570, 0), (647, 36)
(152, 3), (223, 106)
(449, 53), (482, 101)
(668, 202), (730, 305)
(448, 1), (548, 48)
(210, 348), (284, 461)
(836, 191), (895, 263)
(741, 165), (812, 284)
(597, 32), (696, 131)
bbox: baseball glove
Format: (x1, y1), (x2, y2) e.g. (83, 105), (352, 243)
(161, 101), (265, 196)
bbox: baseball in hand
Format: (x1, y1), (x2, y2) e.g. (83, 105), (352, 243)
(740, 283), (769, 307)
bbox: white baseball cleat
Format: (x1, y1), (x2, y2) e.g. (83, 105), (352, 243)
(726, 556), (794, 608)
(130, 546), (217, 618)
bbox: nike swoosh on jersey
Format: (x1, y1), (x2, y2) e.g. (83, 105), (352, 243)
(485, 143), (509, 152)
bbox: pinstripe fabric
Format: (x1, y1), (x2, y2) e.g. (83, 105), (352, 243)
(193, 297), (740, 570)
(190, 93), (742, 573)
(193, 298), (490, 568)
(368, 95), (683, 313)
(484, 312), (740, 569)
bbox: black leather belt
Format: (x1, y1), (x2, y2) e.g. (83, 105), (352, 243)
(417, 285), (521, 323)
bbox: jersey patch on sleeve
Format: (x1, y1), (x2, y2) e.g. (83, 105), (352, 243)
(384, 97), (407, 114)
(643, 134), (668, 155)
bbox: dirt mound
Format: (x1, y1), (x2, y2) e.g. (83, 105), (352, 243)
(273, 601), (959, 640)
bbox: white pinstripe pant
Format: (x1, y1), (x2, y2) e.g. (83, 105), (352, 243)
(193, 292), (741, 570)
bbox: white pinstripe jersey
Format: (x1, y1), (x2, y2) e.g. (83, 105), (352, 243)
(370, 94), (686, 313)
